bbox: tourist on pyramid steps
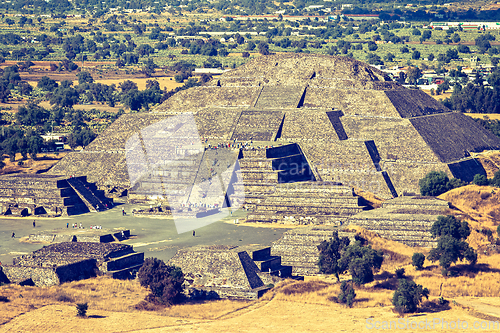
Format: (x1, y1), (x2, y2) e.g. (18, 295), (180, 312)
(33, 220), (35, 228)
(192, 230), (196, 237)
(11, 232), (15, 238)
(66, 222), (69, 228)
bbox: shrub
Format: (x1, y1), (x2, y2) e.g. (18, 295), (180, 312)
(492, 170), (500, 187)
(412, 253), (425, 270)
(419, 171), (464, 196)
(338, 281), (356, 307)
(473, 174), (489, 186)
(76, 303), (88, 317)
(497, 224), (500, 236)
(56, 293), (74, 303)
(392, 279), (429, 314)
(395, 268), (405, 279)
(137, 258), (184, 305)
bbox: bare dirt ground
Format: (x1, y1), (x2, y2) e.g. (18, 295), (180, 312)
(0, 152), (67, 175)
(0, 276), (498, 333)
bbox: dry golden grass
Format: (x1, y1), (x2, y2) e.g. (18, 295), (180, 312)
(94, 77), (184, 91)
(0, 152), (66, 175)
(439, 185), (500, 233)
(353, 187), (384, 209)
(474, 150), (500, 178)
(0, 276), (148, 324)
(465, 113), (500, 120)
(2, 269), (500, 332)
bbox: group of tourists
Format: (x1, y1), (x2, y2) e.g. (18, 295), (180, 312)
(181, 202), (220, 210)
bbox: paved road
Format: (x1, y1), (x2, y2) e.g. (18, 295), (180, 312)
(0, 203), (290, 265)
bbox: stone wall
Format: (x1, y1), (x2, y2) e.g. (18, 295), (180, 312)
(347, 196), (448, 247)
(155, 87), (261, 111)
(5, 242), (143, 286)
(409, 112), (500, 163)
(271, 226), (356, 275)
(2, 265), (61, 286)
(194, 108), (243, 140)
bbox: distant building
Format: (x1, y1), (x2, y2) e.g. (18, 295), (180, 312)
(430, 22), (500, 30)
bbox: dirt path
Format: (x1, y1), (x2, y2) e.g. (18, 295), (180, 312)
(454, 297), (500, 320)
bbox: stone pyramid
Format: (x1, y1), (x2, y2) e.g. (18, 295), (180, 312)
(48, 54), (500, 200)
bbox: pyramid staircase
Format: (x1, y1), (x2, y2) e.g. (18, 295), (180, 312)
(67, 176), (113, 212)
(233, 144), (366, 225)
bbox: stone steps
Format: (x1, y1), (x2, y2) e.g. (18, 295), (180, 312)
(106, 263), (143, 280)
(246, 213), (351, 225)
(101, 252), (144, 272)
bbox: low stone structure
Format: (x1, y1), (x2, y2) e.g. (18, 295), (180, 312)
(347, 196), (450, 247)
(168, 245), (298, 300)
(0, 174), (113, 216)
(2, 242), (144, 286)
(27, 229), (130, 243)
(271, 226), (356, 275)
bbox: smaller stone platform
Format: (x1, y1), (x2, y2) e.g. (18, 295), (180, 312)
(271, 225), (356, 275)
(0, 174), (113, 217)
(347, 196), (450, 247)
(27, 229), (130, 244)
(2, 242), (144, 286)
(168, 244), (298, 300)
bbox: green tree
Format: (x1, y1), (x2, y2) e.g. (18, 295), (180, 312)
(77, 71), (94, 85)
(392, 279), (429, 314)
(317, 231), (350, 281)
(491, 170), (500, 187)
(406, 67), (422, 86)
(419, 171), (464, 196)
(16, 103), (50, 126)
(246, 41), (256, 51)
(137, 258), (184, 305)
(50, 82), (79, 108)
(472, 174), (489, 186)
(412, 253), (425, 270)
(428, 216), (477, 275)
(27, 134), (43, 160)
(338, 281), (356, 307)
(338, 241), (384, 285)
(34, 76), (54, 91)
(430, 215), (470, 240)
